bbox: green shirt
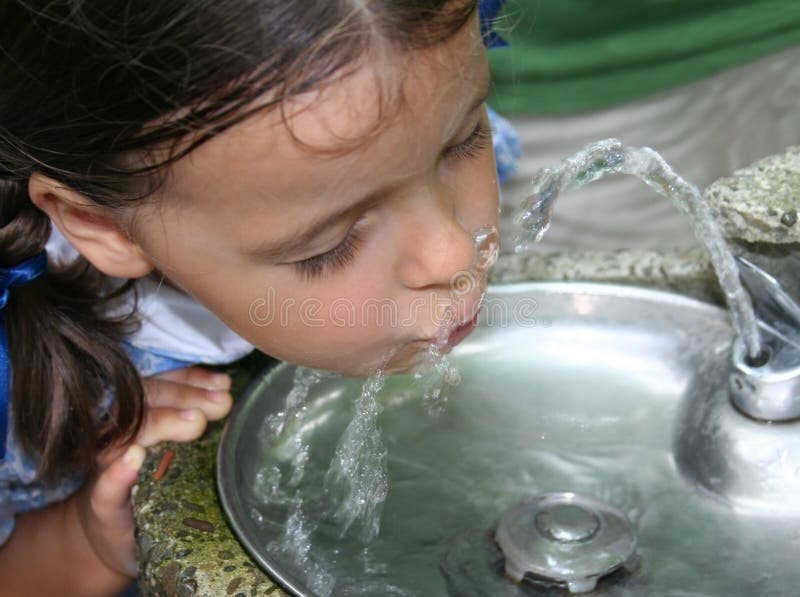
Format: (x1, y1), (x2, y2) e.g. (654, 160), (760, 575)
(489, 0), (800, 114)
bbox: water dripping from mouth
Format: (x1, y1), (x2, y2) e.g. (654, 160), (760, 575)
(414, 224), (500, 415)
(322, 223), (501, 543)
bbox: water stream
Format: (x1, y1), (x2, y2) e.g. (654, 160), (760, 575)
(514, 138), (763, 359)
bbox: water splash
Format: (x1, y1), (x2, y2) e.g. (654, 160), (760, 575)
(514, 138), (762, 359)
(257, 366), (339, 592)
(262, 367), (338, 440)
(324, 368), (389, 542)
(266, 496), (336, 597)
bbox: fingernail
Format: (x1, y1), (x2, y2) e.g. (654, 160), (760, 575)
(122, 445), (145, 471)
(123, 560), (139, 577)
(208, 372), (231, 389)
(206, 390), (228, 403)
(180, 408), (199, 420)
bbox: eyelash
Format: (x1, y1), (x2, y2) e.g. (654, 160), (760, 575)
(443, 120), (492, 161)
(294, 225), (365, 279)
(294, 121), (492, 279)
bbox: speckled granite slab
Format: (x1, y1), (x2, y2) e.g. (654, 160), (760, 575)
(705, 146), (800, 301)
(489, 247), (720, 304)
(705, 145), (800, 245)
(133, 353), (287, 597)
(134, 426), (284, 597)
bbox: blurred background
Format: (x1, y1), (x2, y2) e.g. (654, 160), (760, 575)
(488, 0), (800, 252)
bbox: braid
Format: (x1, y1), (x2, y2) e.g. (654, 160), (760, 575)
(0, 181), (49, 259)
(0, 178), (144, 478)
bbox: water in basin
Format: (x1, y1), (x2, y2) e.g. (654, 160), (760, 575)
(218, 282), (800, 596)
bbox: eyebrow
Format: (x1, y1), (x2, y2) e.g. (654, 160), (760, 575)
(246, 75), (493, 261)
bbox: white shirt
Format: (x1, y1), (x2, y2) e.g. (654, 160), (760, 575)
(46, 227), (253, 364)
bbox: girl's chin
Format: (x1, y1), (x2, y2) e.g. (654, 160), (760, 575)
(376, 343), (430, 376)
(373, 328), (477, 376)
(347, 340), (431, 377)
(310, 337), (443, 378)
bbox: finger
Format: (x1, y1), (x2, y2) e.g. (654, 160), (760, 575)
(136, 407), (208, 448)
(87, 445), (144, 576)
(90, 444), (144, 520)
(142, 377), (232, 421)
(151, 366), (231, 390)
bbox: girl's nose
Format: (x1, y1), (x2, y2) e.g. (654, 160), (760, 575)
(394, 184), (476, 291)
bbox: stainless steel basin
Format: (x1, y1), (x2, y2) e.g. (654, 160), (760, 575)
(218, 282), (800, 596)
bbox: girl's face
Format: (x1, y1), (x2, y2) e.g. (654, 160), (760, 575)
(131, 19), (498, 376)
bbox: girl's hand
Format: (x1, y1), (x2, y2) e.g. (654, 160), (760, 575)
(75, 367), (233, 579)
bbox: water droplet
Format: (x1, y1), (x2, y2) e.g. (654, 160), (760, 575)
(472, 224), (499, 273)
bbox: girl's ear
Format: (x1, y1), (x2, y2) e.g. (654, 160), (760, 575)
(28, 172), (154, 279)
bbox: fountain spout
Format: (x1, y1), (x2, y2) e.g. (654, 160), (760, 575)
(729, 257), (800, 420)
(513, 138), (800, 421)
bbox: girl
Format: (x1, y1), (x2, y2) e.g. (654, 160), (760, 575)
(0, 1), (502, 594)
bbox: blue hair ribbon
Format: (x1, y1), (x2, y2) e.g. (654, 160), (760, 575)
(1, 251), (48, 460)
(479, 0), (508, 48)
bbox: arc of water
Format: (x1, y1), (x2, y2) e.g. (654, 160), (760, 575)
(514, 138), (762, 359)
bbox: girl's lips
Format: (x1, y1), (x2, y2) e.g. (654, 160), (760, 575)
(446, 312), (479, 349)
(410, 291), (485, 352)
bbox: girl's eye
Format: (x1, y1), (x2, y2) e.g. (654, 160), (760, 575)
(443, 119), (492, 161)
(293, 120), (490, 280)
(294, 225), (365, 279)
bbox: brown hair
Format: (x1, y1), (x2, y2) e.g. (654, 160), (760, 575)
(0, 0), (476, 478)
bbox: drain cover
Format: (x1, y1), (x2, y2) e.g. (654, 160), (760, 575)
(495, 492), (637, 593)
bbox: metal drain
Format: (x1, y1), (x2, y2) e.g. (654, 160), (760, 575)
(495, 492), (638, 593)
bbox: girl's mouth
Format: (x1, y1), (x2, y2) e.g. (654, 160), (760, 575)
(446, 312), (479, 349)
